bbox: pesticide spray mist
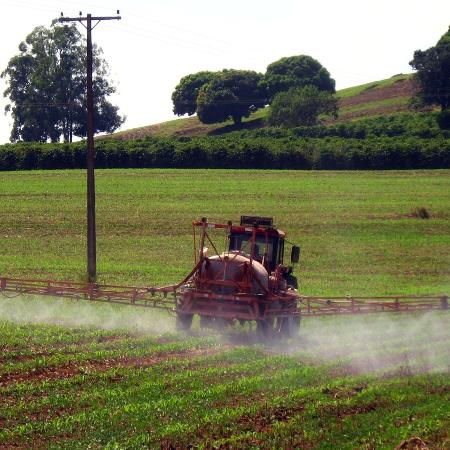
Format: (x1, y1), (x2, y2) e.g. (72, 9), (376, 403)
(288, 311), (450, 374)
(0, 294), (175, 335)
(1, 294), (449, 375)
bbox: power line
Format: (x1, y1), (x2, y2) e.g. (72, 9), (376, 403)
(58, 11), (121, 284)
(4, 0), (241, 60)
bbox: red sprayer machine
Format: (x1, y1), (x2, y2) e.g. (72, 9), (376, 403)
(1, 216), (447, 339)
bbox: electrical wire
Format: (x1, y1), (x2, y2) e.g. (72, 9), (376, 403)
(4, 0), (265, 64)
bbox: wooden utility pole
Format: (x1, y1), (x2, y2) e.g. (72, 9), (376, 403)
(59, 11), (121, 283)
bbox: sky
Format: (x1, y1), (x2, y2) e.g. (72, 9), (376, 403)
(1, 0), (449, 144)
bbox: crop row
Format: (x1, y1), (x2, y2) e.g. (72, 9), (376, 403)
(0, 336), (218, 379)
(1, 135), (449, 170)
(0, 352), (304, 427)
(1, 340), (448, 449)
(1, 308), (449, 448)
(0, 321), (137, 347)
(3, 310), (448, 380)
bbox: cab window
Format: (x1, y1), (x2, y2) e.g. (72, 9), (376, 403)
(229, 233), (279, 270)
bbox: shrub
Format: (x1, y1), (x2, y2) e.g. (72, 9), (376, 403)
(436, 110), (450, 130)
(413, 207), (431, 219)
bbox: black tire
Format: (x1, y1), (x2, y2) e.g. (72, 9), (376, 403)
(256, 319), (273, 341)
(280, 315), (300, 338)
(212, 317), (228, 330)
(176, 313), (193, 331)
(200, 315), (213, 329)
(286, 274), (298, 289)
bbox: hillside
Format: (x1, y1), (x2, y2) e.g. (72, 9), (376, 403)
(108, 74), (416, 140)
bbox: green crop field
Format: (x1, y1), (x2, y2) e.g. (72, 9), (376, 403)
(1, 169), (449, 449)
(0, 299), (448, 449)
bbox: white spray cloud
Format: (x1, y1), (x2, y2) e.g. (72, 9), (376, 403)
(0, 294), (175, 335)
(1, 294), (449, 375)
(290, 311), (450, 374)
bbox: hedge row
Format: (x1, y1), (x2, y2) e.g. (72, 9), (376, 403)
(1, 136), (449, 170)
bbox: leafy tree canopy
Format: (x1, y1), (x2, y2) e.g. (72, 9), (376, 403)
(263, 55), (335, 101)
(1, 23), (124, 142)
(196, 69), (265, 125)
(172, 71), (218, 116)
(410, 26), (450, 111)
(268, 85), (338, 127)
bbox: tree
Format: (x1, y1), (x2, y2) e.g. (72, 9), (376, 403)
(268, 85), (338, 127)
(263, 55), (335, 101)
(1, 23), (124, 142)
(409, 26), (450, 111)
(172, 71), (218, 116)
(196, 69), (266, 125)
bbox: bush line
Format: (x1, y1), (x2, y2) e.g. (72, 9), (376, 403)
(1, 135), (449, 170)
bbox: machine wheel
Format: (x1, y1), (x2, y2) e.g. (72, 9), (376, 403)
(212, 317), (228, 330)
(280, 315), (300, 338)
(256, 319), (274, 341)
(176, 313), (193, 331)
(286, 274), (298, 289)
(200, 315), (213, 329)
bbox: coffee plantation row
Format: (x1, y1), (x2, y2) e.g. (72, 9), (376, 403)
(1, 134), (449, 171)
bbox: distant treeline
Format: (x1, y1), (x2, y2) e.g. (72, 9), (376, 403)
(1, 114), (449, 171)
(1, 137), (449, 171)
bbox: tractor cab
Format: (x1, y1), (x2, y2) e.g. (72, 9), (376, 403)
(228, 216), (299, 273)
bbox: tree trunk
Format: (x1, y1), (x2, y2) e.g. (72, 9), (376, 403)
(63, 119), (69, 143)
(232, 115), (242, 125)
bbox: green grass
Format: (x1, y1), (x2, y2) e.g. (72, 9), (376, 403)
(339, 96), (411, 115)
(107, 107), (269, 140)
(337, 74), (412, 99)
(0, 169), (449, 295)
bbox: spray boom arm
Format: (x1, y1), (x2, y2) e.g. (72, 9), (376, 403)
(0, 276), (447, 316)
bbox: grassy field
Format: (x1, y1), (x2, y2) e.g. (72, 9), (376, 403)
(0, 169), (449, 448)
(339, 96), (411, 115)
(0, 169), (449, 295)
(336, 74), (412, 99)
(106, 108), (268, 140)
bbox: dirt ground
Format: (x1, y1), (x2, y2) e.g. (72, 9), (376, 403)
(340, 78), (415, 108)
